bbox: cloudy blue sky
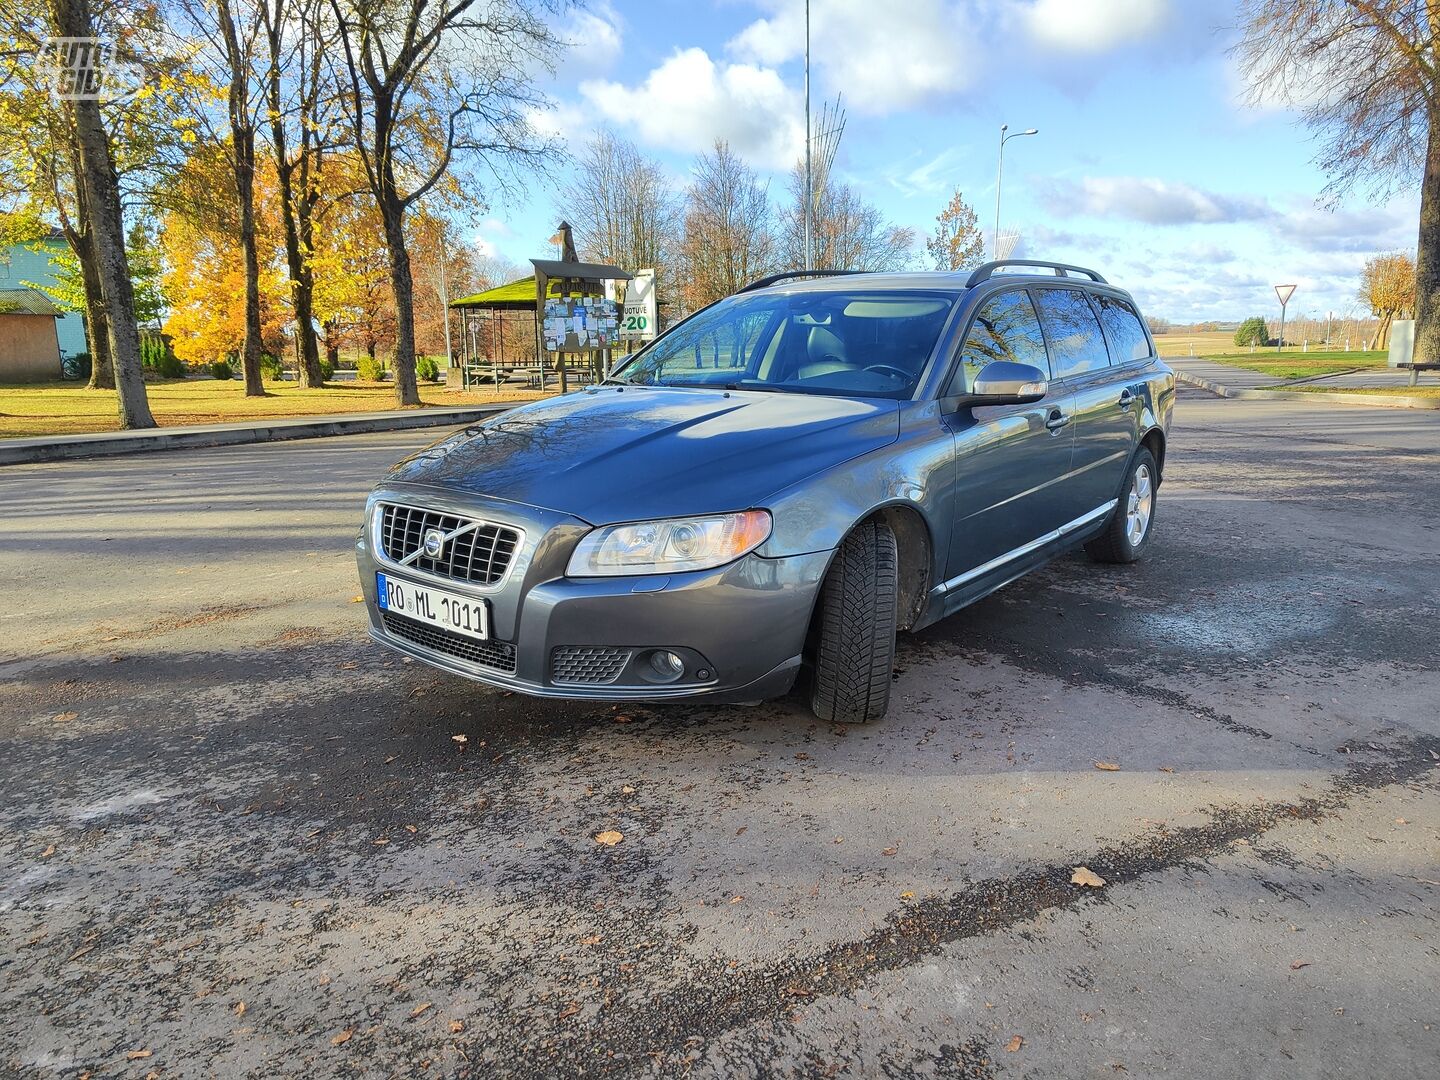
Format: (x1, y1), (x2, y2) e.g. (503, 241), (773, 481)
(470, 0), (1419, 324)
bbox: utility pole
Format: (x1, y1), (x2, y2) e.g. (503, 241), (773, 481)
(1274, 283), (1297, 352)
(803, 0), (812, 272)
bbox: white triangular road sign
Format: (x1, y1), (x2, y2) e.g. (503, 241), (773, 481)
(1274, 284), (1297, 306)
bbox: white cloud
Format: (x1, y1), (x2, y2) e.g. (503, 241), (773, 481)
(727, 0), (977, 114)
(1047, 176), (1274, 225)
(1022, 0), (1170, 53)
(578, 48), (804, 169)
(560, 1), (624, 78)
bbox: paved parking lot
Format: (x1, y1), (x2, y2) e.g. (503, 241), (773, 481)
(2, 388), (1438, 1079)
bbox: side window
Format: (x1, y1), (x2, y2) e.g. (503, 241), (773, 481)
(1033, 288), (1111, 378)
(1094, 294), (1152, 364)
(947, 290), (1050, 396)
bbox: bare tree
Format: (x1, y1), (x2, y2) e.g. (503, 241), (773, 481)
(779, 158), (914, 272)
(926, 188), (985, 271)
(46, 0), (155, 426)
(678, 140), (772, 309)
(1235, 1), (1440, 360)
(329, 0), (559, 407)
(561, 131), (681, 282)
(259, 0), (338, 388)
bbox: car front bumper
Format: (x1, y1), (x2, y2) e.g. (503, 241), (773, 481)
(355, 486), (831, 704)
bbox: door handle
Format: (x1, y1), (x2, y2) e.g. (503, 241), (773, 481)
(1045, 412), (1071, 432)
(1117, 390), (1136, 408)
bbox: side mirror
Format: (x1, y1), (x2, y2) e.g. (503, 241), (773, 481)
(968, 360), (1048, 405)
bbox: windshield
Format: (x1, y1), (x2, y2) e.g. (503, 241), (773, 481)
(611, 289), (956, 399)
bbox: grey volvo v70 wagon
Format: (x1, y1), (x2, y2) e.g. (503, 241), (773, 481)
(356, 260), (1174, 723)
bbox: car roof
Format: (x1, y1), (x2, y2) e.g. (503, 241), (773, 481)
(748, 265), (1140, 306)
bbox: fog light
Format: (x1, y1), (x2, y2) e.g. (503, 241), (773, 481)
(648, 650), (685, 682)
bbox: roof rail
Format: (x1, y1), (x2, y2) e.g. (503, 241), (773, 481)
(965, 260), (1108, 288)
(737, 269), (869, 294)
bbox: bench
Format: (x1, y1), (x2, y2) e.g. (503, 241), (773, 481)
(1397, 362), (1440, 387)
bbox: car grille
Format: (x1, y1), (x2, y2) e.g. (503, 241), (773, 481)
(551, 646), (631, 685)
(381, 611), (517, 674)
(379, 504), (520, 586)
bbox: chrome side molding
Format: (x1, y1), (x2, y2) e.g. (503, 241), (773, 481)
(934, 500), (1118, 596)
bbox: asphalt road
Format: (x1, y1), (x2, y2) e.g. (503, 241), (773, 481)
(2, 388), (1438, 1079)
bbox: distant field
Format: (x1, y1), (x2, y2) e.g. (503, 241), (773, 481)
(0, 379), (547, 439)
(1152, 331), (1235, 357)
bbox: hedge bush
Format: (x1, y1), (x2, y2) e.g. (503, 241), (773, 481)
(1233, 316), (1270, 348)
(260, 352), (286, 382)
(416, 354), (440, 382)
(210, 359), (234, 381)
(357, 354), (387, 382)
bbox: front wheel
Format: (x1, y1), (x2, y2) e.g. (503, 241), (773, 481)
(809, 521), (898, 724)
(1085, 447), (1157, 564)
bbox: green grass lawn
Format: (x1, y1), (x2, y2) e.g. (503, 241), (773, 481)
(0, 378), (546, 439)
(1268, 383), (1440, 397)
(1200, 349), (1389, 381)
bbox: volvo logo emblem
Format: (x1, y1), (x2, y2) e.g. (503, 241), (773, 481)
(422, 528), (446, 559)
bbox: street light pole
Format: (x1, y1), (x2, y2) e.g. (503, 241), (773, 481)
(994, 124), (1038, 258)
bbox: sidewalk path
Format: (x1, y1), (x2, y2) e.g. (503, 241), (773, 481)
(0, 403), (511, 466)
(1168, 357), (1440, 409)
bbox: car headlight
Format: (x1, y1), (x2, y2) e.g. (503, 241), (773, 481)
(566, 510), (772, 577)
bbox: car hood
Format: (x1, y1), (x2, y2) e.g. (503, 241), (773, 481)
(383, 386), (901, 523)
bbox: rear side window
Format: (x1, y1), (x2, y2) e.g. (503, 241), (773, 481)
(1033, 288), (1111, 378)
(1094, 294), (1152, 363)
(948, 290), (1050, 395)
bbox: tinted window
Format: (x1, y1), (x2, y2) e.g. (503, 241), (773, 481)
(1094, 294), (1152, 363)
(948, 290), (1050, 395)
(1033, 288), (1110, 378)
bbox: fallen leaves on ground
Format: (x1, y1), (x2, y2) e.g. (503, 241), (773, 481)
(899, 891), (915, 900)
(622, 785), (636, 794)
(331, 1029), (353, 1046)
(729, 895), (744, 904)
(233, 1002), (246, 1017)
(451, 734), (468, 747)
(39, 844), (54, 858)
(449, 1020), (464, 1034)
(594, 830), (623, 846)
(350, 595), (364, 603)
(126, 1050), (153, 1061)
(1094, 761), (1121, 771)
(1070, 867), (1106, 888)
(410, 1002), (433, 1018)
(558, 1002), (581, 1019)
(1006, 1035), (1024, 1052)
(1290, 960), (1311, 970)
(53, 712), (78, 723)
(579, 934), (602, 945)
(881, 845), (898, 857)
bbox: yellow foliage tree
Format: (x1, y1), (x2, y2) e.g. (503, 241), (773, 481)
(159, 146), (288, 366)
(1360, 251), (1416, 350)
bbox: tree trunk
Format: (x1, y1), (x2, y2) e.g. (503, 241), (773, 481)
(380, 196), (420, 406)
(75, 230), (114, 389)
(274, 157), (323, 386)
(83, 290), (113, 389)
(265, 42), (324, 388)
(52, 0), (153, 428)
(220, 0), (264, 397)
(1414, 103), (1440, 363)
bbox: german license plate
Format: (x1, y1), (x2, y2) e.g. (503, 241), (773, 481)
(376, 573), (488, 640)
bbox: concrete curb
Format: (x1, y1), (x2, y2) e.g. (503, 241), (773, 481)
(0, 405), (512, 467)
(1174, 369), (1440, 411)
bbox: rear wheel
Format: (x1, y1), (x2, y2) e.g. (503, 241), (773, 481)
(809, 521), (897, 724)
(1085, 447), (1157, 564)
